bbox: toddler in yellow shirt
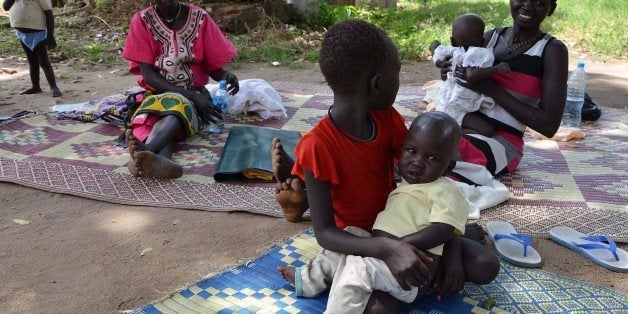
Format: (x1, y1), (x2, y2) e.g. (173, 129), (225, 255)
(278, 111), (470, 313)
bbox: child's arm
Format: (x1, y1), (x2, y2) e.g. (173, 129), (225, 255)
(3, 0), (15, 11)
(372, 223), (455, 250)
(304, 169), (433, 290)
(399, 223), (456, 250)
(43, 10), (57, 50)
(465, 62), (510, 82)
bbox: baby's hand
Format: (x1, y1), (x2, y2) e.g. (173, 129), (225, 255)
(429, 40), (442, 55)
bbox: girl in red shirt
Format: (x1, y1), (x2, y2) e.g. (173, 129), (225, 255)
(272, 19), (499, 312)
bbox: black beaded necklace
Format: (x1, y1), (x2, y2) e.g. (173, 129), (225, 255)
(156, 1), (181, 23)
(506, 28), (543, 55)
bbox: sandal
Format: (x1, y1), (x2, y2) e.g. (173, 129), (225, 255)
(487, 221), (542, 268)
(0, 110), (36, 122)
(549, 226), (628, 273)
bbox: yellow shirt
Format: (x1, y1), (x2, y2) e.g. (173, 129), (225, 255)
(372, 177), (469, 256)
(9, 0), (52, 30)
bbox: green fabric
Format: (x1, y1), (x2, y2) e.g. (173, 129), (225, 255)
(214, 126), (301, 182)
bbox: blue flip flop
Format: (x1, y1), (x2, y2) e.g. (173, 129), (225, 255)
(549, 226), (628, 273)
(487, 221), (542, 268)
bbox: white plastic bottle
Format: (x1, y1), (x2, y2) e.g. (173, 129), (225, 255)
(562, 61), (587, 127)
(208, 80), (229, 134)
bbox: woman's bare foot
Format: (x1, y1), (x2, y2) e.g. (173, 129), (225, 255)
(277, 266), (296, 284)
(134, 151), (183, 179)
(20, 87), (42, 95)
(275, 178), (308, 222)
(125, 129), (148, 156)
(271, 137), (295, 182)
(125, 129), (145, 176)
(464, 222), (487, 246)
(125, 129), (139, 176)
(51, 86), (62, 97)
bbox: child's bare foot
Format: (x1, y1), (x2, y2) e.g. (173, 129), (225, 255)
(271, 137), (295, 182)
(277, 266), (296, 284)
(51, 87), (62, 97)
(464, 222), (487, 246)
(134, 151), (183, 179)
(275, 178), (308, 222)
(20, 87), (42, 95)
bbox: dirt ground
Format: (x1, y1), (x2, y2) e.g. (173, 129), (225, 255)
(0, 57), (627, 313)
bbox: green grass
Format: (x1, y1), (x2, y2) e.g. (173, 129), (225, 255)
(1, 0), (625, 67)
(232, 0), (626, 62)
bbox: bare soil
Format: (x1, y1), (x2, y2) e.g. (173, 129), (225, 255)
(0, 58), (626, 313)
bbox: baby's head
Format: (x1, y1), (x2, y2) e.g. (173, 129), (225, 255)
(319, 19), (400, 109)
(450, 13), (485, 49)
(398, 112), (461, 184)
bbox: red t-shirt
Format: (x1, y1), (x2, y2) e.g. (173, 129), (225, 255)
(292, 108), (408, 230)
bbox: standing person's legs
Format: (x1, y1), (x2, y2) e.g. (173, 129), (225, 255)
(19, 41), (42, 95)
(33, 41), (62, 97)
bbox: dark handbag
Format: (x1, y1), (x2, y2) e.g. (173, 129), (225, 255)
(581, 93), (602, 121)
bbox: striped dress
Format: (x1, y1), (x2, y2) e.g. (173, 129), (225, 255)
(451, 27), (556, 185)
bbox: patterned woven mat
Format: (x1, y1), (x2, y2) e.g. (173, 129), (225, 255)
(133, 229), (628, 314)
(0, 82), (626, 240)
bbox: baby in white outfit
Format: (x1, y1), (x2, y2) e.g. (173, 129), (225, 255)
(425, 13), (510, 137)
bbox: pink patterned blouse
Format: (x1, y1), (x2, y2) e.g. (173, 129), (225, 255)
(122, 4), (236, 91)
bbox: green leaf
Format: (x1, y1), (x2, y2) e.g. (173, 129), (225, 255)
(12, 219), (30, 225)
(483, 296), (496, 310)
(140, 247), (154, 256)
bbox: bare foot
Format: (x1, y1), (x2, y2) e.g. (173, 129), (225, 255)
(271, 137), (296, 183)
(464, 222), (487, 246)
(51, 86), (62, 97)
(127, 159), (140, 176)
(20, 87), (42, 95)
(277, 266), (296, 284)
(134, 151), (183, 179)
(125, 129), (141, 176)
(125, 129), (148, 156)
(275, 178), (308, 222)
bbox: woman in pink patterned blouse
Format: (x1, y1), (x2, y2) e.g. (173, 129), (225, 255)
(121, 0), (239, 179)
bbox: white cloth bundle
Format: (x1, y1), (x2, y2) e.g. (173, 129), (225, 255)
(449, 178), (510, 219)
(205, 78), (287, 120)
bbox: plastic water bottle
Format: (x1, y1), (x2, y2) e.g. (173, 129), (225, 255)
(562, 61), (587, 127)
(208, 80), (229, 134)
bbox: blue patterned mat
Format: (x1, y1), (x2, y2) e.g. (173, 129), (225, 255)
(133, 229), (627, 313)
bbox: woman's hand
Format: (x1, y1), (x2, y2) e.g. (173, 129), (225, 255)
(435, 54), (454, 81)
(222, 71), (239, 95)
(380, 238), (433, 290)
(189, 92), (221, 124)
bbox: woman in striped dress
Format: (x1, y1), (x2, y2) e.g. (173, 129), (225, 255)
(439, 0), (569, 186)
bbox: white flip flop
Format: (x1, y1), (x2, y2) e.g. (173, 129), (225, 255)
(487, 220), (542, 268)
(549, 226), (628, 273)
